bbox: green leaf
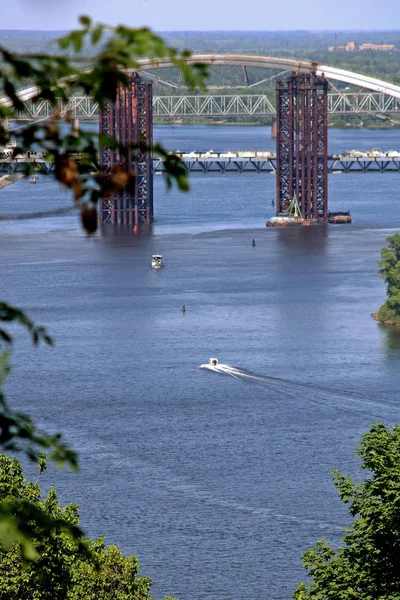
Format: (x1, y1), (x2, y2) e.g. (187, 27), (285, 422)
(71, 31), (83, 53)
(0, 351), (11, 385)
(0, 512), (38, 560)
(0, 302), (53, 347)
(91, 25), (103, 45)
(58, 35), (70, 50)
(4, 80), (25, 112)
(0, 330), (12, 345)
(79, 15), (91, 27)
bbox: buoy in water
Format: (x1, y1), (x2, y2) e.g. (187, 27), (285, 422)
(182, 304), (186, 313)
(252, 239), (256, 247)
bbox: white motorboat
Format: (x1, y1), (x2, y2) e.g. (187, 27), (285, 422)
(208, 358), (218, 366)
(151, 254), (163, 269)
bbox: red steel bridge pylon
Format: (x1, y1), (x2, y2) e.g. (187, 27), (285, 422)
(275, 69), (328, 223)
(99, 73), (153, 226)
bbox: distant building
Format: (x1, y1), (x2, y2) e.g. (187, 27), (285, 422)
(328, 41), (355, 52)
(328, 41), (396, 52)
(359, 43), (395, 51)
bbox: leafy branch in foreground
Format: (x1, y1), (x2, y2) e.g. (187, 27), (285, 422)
(0, 15), (207, 463)
(0, 303), (77, 470)
(294, 423), (400, 599)
(0, 301), (53, 347)
(0, 15), (208, 234)
(0, 15), (207, 556)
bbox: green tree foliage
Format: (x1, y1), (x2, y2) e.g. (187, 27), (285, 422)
(377, 234), (400, 323)
(0, 453), (171, 599)
(294, 423), (400, 599)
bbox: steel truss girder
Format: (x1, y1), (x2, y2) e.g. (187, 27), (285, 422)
(10, 92), (400, 121)
(99, 73), (153, 226)
(2, 156), (399, 175)
(150, 157), (400, 174)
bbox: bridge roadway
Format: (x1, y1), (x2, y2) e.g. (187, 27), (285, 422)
(1, 155), (400, 175)
(154, 156), (400, 174)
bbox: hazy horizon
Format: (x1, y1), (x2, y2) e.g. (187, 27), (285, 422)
(1, 28), (400, 33)
(2, 0), (398, 31)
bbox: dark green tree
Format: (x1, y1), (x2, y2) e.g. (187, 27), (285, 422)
(294, 423), (400, 599)
(376, 233), (400, 323)
(0, 453), (173, 600)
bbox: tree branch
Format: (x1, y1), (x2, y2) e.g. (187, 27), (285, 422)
(0, 204), (78, 221)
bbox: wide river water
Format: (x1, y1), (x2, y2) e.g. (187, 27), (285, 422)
(1, 125), (400, 599)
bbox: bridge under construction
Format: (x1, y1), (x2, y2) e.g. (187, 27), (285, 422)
(98, 67), (332, 225)
(2, 55), (400, 227)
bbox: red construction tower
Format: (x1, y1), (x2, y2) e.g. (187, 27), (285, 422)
(99, 73), (153, 226)
(275, 69), (328, 224)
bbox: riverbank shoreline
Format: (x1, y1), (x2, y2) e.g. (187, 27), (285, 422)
(372, 312), (400, 327)
(0, 173), (24, 190)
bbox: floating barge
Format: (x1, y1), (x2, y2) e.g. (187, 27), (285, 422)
(267, 196), (352, 227)
(328, 211), (352, 224)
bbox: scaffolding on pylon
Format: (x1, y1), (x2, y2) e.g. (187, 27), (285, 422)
(99, 73), (153, 226)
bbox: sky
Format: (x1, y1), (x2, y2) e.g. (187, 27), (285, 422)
(0, 0), (398, 31)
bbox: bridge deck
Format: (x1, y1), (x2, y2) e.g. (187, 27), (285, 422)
(1, 156), (399, 175)
(154, 157), (400, 174)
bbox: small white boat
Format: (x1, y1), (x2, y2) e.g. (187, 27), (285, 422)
(29, 174), (38, 184)
(151, 254), (163, 269)
(208, 358), (218, 366)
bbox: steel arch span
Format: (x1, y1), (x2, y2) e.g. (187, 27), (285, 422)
(1, 54), (400, 108)
(138, 55), (400, 99)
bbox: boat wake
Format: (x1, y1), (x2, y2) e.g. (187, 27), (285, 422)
(200, 363), (267, 381)
(200, 362), (398, 416)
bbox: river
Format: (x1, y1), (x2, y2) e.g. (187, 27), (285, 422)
(1, 125), (400, 599)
